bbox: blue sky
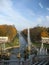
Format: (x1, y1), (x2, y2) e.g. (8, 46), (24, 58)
(0, 0), (49, 30)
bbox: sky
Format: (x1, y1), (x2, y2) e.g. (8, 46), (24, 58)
(0, 0), (49, 30)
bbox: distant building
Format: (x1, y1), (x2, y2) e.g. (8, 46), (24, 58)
(41, 37), (49, 44)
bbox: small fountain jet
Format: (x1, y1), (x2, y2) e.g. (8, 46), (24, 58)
(37, 38), (48, 58)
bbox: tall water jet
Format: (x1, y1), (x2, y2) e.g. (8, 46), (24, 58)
(27, 28), (31, 55)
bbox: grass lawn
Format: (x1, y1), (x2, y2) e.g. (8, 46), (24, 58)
(5, 36), (19, 48)
(32, 42), (49, 49)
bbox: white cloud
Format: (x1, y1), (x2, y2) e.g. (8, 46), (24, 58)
(43, 16), (49, 27)
(37, 18), (42, 23)
(46, 16), (49, 21)
(1, 0), (49, 30)
(0, 0), (34, 30)
(40, 16), (49, 27)
(39, 3), (43, 8)
(26, 9), (35, 16)
(46, 8), (49, 11)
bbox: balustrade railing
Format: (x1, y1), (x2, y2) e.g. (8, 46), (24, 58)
(0, 55), (49, 65)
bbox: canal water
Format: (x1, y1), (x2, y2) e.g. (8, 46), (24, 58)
(7, 33), (28, 65)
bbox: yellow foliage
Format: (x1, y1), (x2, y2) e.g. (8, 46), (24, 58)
(0, 25), (17, 41)
(41, 30), (48, 37)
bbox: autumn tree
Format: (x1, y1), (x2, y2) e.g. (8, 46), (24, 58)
(0, 25), (17, 42)
(41, 30), (48, 37)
